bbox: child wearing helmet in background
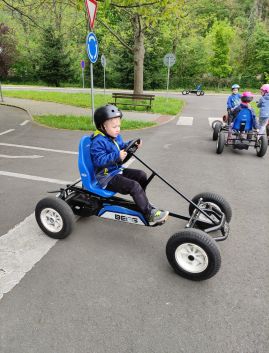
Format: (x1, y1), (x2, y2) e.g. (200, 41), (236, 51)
(228, 92), (257, 137)
(90, 104), (169, 226)
(257, 84), (269, 135)
(227, 84), (241, 122)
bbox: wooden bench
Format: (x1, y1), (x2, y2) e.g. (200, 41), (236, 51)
(109, 92), (155, 111)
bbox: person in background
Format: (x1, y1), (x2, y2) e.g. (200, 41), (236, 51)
(227, 84), (241, 123)
(257, 84), (269, 135)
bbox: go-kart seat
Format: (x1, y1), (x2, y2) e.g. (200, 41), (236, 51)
(232, 108), (253, 132)
(78, 135), (116, 198)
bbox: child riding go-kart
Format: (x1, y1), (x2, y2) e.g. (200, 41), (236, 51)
(35, 128), (232, 282)
(182, 84), (204, 96)
(215, 92), (268, 157)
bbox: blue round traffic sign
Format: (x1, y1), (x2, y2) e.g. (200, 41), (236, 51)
(86, 32), (98, 63)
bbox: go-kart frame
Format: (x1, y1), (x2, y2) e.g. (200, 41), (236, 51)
(35, 138), (232, 281)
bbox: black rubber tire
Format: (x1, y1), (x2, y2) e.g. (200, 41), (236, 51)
(212, 121), (222, 140)
(256, 135), (268, 157)
(189, 192), (232, 223)
(182, 90), (187, 95)
(35, 197), (75, 239)
(200, 91), (205, 96)
(216, 132), (225, 154)
(211, 119), (221, 129)
(166, 229), (221, 281)
(196, 91), (201, 96)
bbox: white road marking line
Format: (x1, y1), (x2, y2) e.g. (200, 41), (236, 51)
(0, 171), (71, 185)
(0, 154), (43, 159)
(208, 117), (223, 127)
(0, 143), (78, 155)
(20, 120), (30, 126)
(0, 213), (57, 300)
(176, 116), (193, 125)
(0, 129), (15, 136)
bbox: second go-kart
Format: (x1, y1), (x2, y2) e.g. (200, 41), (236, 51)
(215, 110), (267, 157)
(182, 85), (204, 96)
(35, 136), (232, 281)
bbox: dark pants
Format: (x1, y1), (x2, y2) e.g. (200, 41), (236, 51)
(106, 168), (152, 217)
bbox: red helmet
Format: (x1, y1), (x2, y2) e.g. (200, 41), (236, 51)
(241, 91), (254, 103)
(260, 84), (269, 93)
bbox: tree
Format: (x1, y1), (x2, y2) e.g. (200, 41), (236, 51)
(38, 26), (72, 86)
(0, 23), (17, 78)
(97, 0), (184, 94)
(208, 21), (233, 82)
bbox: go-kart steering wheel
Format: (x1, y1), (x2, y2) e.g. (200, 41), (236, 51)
(121, 138), (141, 164)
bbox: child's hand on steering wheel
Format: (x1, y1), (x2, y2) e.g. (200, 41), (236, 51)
(120, 149), (128, 161)
(135, 139), (142, 148)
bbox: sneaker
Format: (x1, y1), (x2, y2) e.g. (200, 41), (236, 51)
(148, 208), (169, 226)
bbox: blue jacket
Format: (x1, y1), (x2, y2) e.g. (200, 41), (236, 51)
(227, 93), (241, 109)
(90, 130), (129, 188)
(257, 93), (269, 119)
(232, 103), (257, 129)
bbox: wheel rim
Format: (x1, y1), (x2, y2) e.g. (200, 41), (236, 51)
(256, 139), (261, 153)
(40, 208), (63, 233)
(175, 243), (209, 273)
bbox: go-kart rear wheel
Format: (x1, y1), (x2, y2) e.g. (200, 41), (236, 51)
(166, 229), (221, 281)
(200, 91), (205, 96)
(216, 132), (225, 154)
(189, 192), (232, 223)
(196, 91), (201, 96)
(35, 197), (75, 239)
(256, 135), (267, 157)
(212, 121), (222, 140)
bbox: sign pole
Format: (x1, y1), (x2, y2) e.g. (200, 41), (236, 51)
(90, 63), (94, 124)
(85, 0), (98, 125)
(0, 81), (3, 102)
(0, 47), (3, 102)
(82, 68), (85, 89)
(166, 57), (171, 96)
(104, 64), (106, 96)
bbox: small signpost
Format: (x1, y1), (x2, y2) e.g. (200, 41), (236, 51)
(101, 54), (106, 95)
(81, 60), (85, 88)
(85, 0), (98, 124)
(0, 47), (3, 102)
(163, 53), (176, 96)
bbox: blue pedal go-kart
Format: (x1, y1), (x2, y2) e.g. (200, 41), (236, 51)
(182, 85), (204, 96)
(214, 112), (268, 157)
(35, 136), (232, 281)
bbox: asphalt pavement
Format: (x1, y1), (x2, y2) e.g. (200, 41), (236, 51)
(0, 93), (268, 353)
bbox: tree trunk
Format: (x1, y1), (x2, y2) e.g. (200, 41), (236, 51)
(133, 14), (145, 95)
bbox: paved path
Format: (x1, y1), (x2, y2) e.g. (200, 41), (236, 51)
(1, 97), (171, 123)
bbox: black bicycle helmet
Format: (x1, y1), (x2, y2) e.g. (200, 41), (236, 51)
(94, 105), (122, 129)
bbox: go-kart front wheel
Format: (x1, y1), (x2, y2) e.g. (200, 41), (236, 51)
(216, 132), (225, 154)
(256, 135), (267, 157)
(166, 229), (221, 281)
(182, 90), (189, 95)
(189, 192), (232, 223)
(35, 197), (75, 239)
(212, 121), (222, 140)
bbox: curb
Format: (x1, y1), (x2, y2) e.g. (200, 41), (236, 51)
(0, 102), (33, 121)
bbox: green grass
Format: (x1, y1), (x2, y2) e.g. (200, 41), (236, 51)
(3, 90), (183, 116)
(33, 115), (156, 131)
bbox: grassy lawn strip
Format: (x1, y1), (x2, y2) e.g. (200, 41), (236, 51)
(33, 115), (156, 130)
(4, 90), (184, 116)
